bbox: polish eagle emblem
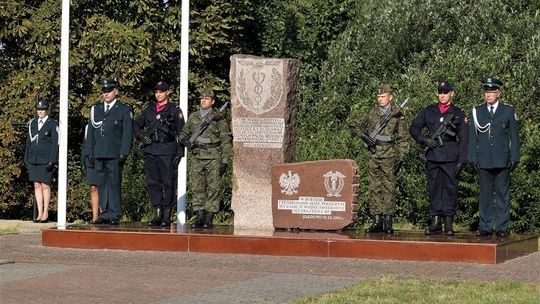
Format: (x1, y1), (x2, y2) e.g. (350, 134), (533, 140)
(279, 170), (300, 196)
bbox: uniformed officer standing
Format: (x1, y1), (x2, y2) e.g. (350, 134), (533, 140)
(133, 81), (185, 227)
(81, 124), (100, 224)
(86, 79), (133, 225)
(469, 78), (520, 237)
(25, 99), (58, 223)
(349, 84), (409, 234)
(409, 82), (468, 236)
(178, 89), (232, 229)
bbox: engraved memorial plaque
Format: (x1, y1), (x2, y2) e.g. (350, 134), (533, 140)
(230, 54), (300, 231)
(272, 159), (359, 230)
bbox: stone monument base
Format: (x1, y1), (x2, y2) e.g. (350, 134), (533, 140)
(42, 223), (538, 264)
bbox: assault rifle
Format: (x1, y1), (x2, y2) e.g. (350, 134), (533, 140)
(420, 113), (457, 161)
(362, 98), (408, 154)
(182, 102), (228, 148)
(143, 112), (174, 144)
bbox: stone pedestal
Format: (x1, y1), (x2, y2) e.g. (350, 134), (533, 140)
(272, 159), (359, 230)
(230, 54), (300, 231)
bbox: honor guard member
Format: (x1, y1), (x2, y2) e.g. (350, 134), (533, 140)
(134, 81), (185, 227)
(469, 78), (520, 238)
(25, 98), (58, 222)
(178, 89), (232, 229)
(409, 81), (468, 236)
(349, 83), (409, 234)
(81, 124), (100, 224)
(86, 79), (133, 225)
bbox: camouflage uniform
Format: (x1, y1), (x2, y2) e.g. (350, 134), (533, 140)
(351, 105), (409, 215)
(178, 108), (232, 214)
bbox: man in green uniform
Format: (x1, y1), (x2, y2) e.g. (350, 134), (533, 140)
(350, 84), (409, 234)
(178, 89), (232, 229)
(469, 77), (520, 237)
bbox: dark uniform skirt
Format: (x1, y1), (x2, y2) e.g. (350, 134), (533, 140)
(28, 164), (53, 183)
(84, 158), (100, 186)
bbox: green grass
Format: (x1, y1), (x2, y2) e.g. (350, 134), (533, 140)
(289, 276), (540, 304)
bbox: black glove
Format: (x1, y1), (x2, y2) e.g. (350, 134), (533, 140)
(142, 135), (152, 145)
(455, 163), (464, 178)
(46, 162), (54, 171)
(473, 162), (480, 173)
(119, 154), (127, 166)
(507, 161), (518, 172)
(393, 161), (403, 175)
(87, 155), (95, 168)
(360, 132), (377, 147)
(219, 163), (229, 175)
(173, 155), (182, 167)
(180, 139), (193, 149)
(422, 137), (438, 149)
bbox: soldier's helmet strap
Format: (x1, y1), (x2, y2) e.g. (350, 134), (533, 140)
(90, 105), (103, 128)
(472, 107), (491, 135)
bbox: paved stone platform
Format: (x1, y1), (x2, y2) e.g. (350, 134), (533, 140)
(42, 223), (538, 264)
(1, 232), (539, 304)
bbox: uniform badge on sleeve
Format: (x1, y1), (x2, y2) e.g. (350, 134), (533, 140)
(178, 112), (183, 119)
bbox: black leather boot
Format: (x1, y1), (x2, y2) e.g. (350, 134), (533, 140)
(148, 207), (162, 226)
(444, 215), (454, 236)
(365, 214), (383, 233)
(191, 210), (205, 228)
(203, 212), (214, 229)
(161, 207), (173, 227)
(425, 215), (442, 235)
(383, 214), (394, 234)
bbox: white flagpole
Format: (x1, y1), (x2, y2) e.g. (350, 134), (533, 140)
(177, 0), (190, 226)
(57, 0), (70, 228)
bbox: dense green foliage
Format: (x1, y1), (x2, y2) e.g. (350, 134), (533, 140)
(1, 0), (538, 232)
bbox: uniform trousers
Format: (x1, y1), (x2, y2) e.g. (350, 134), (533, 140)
(367, 157), (397, 215)
(144, 154), (176, 208)
(95, 158), (122, 221)
(478, 167), (510, 232)
(426, 161), (458, 216)
(190, 158), (221, 213)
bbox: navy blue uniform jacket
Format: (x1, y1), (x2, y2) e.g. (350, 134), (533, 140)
(87, 101), (133, 158)
(468, 103), (520, 168)
(409, 104), (468, 163)
(25, 118), (59, 165)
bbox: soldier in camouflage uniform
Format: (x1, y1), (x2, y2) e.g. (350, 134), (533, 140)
(178, 89), (232, 229)
(350, 84), (409, 234)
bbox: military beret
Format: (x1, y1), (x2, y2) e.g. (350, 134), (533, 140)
(101, 79), (117, 91)
(437, 81), (454, 94)
(154, 81), (169, 91)
(377, 83), (392, 94)
(482, 77), (503, 90)
(36, 99), (49, 110)
(200, 89), (215, 98)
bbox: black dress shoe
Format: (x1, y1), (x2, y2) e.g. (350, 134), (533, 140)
(93, 217), (108, 225)
(496, 231), (508, 237)
(476, 230), (492, 237)
(39, 218), (49, 223)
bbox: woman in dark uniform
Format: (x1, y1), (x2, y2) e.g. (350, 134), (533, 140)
(81, 123), (100, 223)
(25, 99), (58, 222)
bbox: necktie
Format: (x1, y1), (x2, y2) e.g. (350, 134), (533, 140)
(489, 105), (494, 118)
(105, 104), (110, 113)
(38, 119), (43, 130)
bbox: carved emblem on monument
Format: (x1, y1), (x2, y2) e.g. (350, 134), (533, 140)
(279, 170), (300, 195)
(323, 171), (346, 198)
(236, 60), (283, 115)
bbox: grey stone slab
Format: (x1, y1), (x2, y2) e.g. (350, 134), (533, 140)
(0, 263), (74, 283)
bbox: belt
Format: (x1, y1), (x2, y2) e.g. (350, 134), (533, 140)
(195, 142), (220, 149)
